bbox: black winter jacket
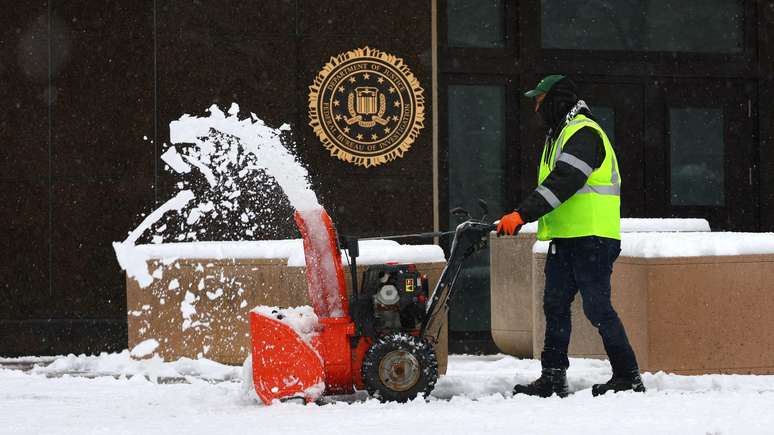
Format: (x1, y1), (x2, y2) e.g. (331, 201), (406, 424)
(516, 101), (606, 223)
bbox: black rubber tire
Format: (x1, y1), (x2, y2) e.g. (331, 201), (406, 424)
(361, 334), (438, 402)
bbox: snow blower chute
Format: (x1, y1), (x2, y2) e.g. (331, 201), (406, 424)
(249, 205), (493, 404)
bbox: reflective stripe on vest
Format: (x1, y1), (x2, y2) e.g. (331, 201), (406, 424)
(536, 114), (621, 241)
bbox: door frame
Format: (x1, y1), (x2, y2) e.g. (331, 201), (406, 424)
(649, 79), (758, 230)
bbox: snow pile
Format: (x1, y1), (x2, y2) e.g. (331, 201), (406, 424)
(113, 190), (196, 287)
(129, 339), (160, 359)
(251, 305), (320, 345)
(534, 232), (774, 257)
(131, 239), (445, 267)
(30, 351), (241, 383)
(520, 217), (710, 234)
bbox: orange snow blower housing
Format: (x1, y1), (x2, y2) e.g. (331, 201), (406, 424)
(250, 206), (494, 404)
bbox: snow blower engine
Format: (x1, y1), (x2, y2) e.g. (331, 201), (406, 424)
(248, 203), (493, 404)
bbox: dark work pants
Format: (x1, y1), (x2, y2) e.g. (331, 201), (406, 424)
(541, 236), (639, 375)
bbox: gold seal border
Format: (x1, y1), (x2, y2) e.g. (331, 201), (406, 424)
(308, 46), (426, 168)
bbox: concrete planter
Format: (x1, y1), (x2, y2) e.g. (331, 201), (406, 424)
(489, 232), (537, 357)
(127, 259), (449, 373)
(490, 219), (710, 358)
(532, 252), (774, 375)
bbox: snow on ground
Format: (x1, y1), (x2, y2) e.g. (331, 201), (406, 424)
(2, 354), (774, 435)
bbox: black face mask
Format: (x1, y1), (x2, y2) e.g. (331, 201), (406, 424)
(537, 79), (579, 132)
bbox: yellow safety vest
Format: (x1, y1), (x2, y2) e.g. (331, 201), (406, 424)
(536, 114), (621, 241)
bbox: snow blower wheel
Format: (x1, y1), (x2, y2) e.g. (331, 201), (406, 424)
(361, 334), (438, 402)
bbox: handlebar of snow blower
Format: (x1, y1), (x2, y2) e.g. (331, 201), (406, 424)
(341, 199), (496, 345)
(420, 219), (496, 345)
(355, 231), (455, 241)
(340, 230), (455, 296)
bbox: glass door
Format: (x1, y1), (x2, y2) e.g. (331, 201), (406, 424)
(443, 76), (516, 353)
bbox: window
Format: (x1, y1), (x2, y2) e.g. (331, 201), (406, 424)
(447, 84), (506, 334)
(669, 107), (725, 206)
(592, 105), (615, 141)
(448, 0), (506, 48)
(541, 0), (743, 53)
(447, 85), (507, 224)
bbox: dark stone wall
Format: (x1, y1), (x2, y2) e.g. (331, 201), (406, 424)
(0, 1), (433, 356)
(155, 0), (434, 238)
(1, 1), (156, 355)
(759, 1), (774, 233)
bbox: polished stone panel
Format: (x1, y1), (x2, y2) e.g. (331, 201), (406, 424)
(0, 180), (50, 320)
(300, 1), (430, 37)
(51, 0), (153, 39)
(0, 319), (127, 357)
(50, 177), (154, 319)
(158, 0), (295, 38)
(0, 85), (49, 182)
(320, 175), (434, 238)
(50, 31), (154, 178)
(156, 36), (297, 130)
(0, 2), (50, 181)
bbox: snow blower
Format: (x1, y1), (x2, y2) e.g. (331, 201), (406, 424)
(249, 203), (494, 404)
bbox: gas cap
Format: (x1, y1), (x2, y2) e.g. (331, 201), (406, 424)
(376, 284), (400, 305)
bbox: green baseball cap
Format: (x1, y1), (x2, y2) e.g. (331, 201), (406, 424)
(524, 74), (565, 98)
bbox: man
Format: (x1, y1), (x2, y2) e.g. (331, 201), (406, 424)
(496, 75), (645, 398)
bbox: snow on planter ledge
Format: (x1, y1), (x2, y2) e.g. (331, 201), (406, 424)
(533, 232), (774, 257)
(519, 217), (710, 234)
(133, 239), (445, 267)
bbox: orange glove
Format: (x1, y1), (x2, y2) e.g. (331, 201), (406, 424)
(496, 211), (525, 236)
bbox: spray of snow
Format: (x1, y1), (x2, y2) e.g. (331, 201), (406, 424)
(114, 103), (308, 290)
(169, 103), (319, 212)
(160, 146), (191, 174)
(168, 104), (344, 317)
(113, 190), (195, 287)
(114, 103), (349, 353)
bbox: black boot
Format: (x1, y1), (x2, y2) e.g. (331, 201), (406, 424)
(591, 371), (646, 397)
(513, 368), (569, 398)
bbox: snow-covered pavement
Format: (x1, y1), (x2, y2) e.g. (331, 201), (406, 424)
(2, 353), (774, 435)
